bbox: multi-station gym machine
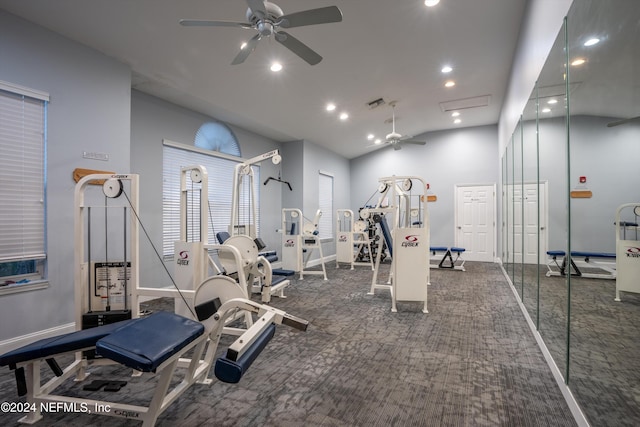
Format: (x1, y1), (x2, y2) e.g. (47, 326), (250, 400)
(335, 209), (374, 270)
(363, 175), (430, 313)
(281, 208), (328, 280)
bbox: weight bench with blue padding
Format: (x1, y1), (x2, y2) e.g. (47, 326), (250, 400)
(430, 246), (466, 270)
(546, 250), (616, 279)
(96, 311), (204, 372)
(0, 319), (137, 370)
(214, 323), (276, 383)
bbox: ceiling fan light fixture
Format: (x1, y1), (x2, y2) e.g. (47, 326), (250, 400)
(584, 37), (600, 47)
(270, 62), (283, 72)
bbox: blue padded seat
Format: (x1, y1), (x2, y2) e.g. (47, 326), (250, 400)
(451, 247), (465, 253)
(272, 268), (295, 277)
(571, 251), (615, 259)
(0, 319), (137, 368)
(214, 323), (276, 384)
(96, 311), (204, 373)
(547, 250), (566, 257)
(430, 246), (448, 252)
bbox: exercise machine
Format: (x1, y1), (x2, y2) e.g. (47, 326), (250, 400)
(365, 176), (430, 313)
(546, 250), (616, 279)
(0, 171), (309, 426)
(335, 209), (374, 270)
(615, 203), (640, 301)
(281, 208), (328, 280)
(430, 246), (466, 271)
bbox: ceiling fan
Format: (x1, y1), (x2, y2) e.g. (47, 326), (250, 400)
(380, 102), (426, 150)
(179, 0), (343, 66)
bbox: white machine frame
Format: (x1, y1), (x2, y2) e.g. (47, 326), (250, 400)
(40, 172), (306, 426)
(366, 176), (430, 313)
(335, 209), (374, 270)
(281, 208), (328, 280)
(615, 203), (640, 301)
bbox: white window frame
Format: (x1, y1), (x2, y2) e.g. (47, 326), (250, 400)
(0, 80), (49, 295)
(318, 171), (334, 242)
(162, 140), (260, 258)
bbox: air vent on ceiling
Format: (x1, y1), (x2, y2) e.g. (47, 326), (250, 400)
(439, 95), (491, 112)
(366, 98), (386, 109)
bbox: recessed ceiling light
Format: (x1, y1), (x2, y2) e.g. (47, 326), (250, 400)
(548, 99), (558, 104)
(571, 58), (586, 66)
(326, 103), (336, 112)
(339, 112), (349, 120)
(441, 65), (453, 73)
(445, 80), (455, 88)
(454, 118), (461, 124)
(270, 62), (283, 72)
(424, 0), (440, 6)
(374, 139), (382, 145)
(584, 38), (600, 47)
(451, 111), (460, 117)
(542, 108), (551, 113)
(367, 134), (374, 140)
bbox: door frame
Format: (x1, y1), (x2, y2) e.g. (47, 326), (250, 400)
(454, 183), (497, 262)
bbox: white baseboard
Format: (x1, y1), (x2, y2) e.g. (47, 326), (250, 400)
(500, 266), (590, 427)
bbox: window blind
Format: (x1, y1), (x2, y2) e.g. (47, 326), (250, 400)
(0, 84), (47, 263)
(162, 142), (259, 256)
(318, 172), (334, 239)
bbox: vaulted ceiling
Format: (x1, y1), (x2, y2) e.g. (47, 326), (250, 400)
(0, 0), (528, 158)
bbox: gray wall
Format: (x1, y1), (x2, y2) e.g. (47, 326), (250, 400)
(130, 90), (285, 287)
(350, 125), (499, 246)
(0, 10), (131, 340)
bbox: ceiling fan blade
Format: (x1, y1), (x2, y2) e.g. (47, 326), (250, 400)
(246, 0), (267, 18)
(231, 33), (261, 65)
(402, 139), (426, 145)
(392, 143), (402, 151)
(607, 116), (640, 127)
(278, 6), (343, 28)
(179, 19), (252, 29)
(275, 31), (322, 65)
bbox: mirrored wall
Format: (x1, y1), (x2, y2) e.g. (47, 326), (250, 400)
(501, 0), (640, 425)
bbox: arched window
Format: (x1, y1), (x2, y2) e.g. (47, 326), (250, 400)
(194, 122), (241, 157)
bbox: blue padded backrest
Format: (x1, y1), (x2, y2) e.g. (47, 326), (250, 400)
(96, 311), (204, 372)
(378, 216), (393, 258)
(217, 232), (231, 244)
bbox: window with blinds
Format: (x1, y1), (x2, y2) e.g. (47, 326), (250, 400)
(162, 141), (259, 257)
(318, 172), (334, 240)
(0, 81), (48, 288)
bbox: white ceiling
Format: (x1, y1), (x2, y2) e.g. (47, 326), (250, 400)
(0, 0), (528, 159)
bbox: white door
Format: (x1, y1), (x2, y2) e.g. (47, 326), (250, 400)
(455, 185), (496, 262)
(508, 183), (548, 264)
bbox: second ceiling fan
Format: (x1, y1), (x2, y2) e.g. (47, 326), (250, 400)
(179, 0), (343, 65)
(382, 102), (426, 150)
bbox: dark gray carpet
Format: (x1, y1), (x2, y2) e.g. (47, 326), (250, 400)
(0, 262), (576, 426)
(513, 263), (640, 427)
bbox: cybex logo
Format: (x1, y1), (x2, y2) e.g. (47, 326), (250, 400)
(626, 246), (640, 258)
(177, 250), (190, 266)
(284, 239), (295, 247)
(402, 235), (419, 247)
(339, 234), (347, 242)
